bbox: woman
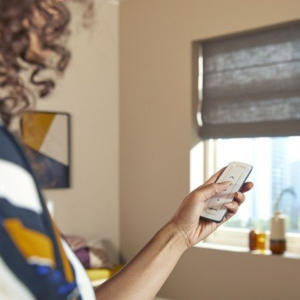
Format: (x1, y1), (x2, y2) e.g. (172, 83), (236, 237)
(0, 1), (253, 299)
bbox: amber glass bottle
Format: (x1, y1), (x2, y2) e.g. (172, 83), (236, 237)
(249, 229), (258, 251)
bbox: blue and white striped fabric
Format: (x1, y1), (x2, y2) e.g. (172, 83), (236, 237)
(0, 120), (95, 300)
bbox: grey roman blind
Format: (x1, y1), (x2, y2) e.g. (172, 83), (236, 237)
(199, 21), (300, 138)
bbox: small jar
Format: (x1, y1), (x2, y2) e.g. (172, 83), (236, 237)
(270, 211), (286, 255)
(249, 229), (258, 251)
(257, 232), (267, 252)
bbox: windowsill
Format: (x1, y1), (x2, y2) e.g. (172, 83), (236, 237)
(198, 226), (300, 255)
(196, 241), (300, 260)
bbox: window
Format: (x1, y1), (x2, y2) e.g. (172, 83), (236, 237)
(214, 137), (300, 232)
(191, 137), (300, 252)
(192, 21), (300, 250)
(191, 137), (300, 233)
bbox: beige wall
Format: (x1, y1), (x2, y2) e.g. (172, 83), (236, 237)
(120, 0), (300, 299)
(37, 0), (120, 260)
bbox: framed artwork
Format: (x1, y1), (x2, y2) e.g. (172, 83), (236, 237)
(21, 111), (71, 189)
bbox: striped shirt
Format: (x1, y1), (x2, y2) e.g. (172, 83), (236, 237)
(0, 120), (95, 300)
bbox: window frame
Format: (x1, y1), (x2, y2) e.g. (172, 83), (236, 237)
(196, 139), (300, 254)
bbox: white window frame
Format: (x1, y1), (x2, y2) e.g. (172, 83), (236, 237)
(192, 139), (300, 255)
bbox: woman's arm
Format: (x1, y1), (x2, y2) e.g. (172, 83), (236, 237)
(95, 169), (253, 300)
(95, 222), (186, 300)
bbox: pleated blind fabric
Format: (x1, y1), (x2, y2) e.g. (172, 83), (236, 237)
(199, 21), (300, 138)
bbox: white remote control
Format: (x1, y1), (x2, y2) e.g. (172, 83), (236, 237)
(200, 162), (253, 223)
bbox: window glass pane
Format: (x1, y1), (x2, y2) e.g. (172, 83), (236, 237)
(215, 137), (300, 232)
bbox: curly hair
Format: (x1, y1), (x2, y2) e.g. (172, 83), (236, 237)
(0, 0), (92, 127)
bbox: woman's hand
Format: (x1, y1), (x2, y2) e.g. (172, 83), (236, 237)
(171, 168), (254, 249)
(96, 167), (253, 300)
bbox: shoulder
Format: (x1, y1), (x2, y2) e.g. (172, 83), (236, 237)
(0, 126), (43, 213)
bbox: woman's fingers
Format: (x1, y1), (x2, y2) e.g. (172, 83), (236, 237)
(234, 192), (245, 204)
(223, 200), (239, 223)
(196, 178), (253, 212)
(224, 201), (239, 214)
(240, 182), (254, 193)
(223, 183), (253, 210)
(224, 191), (245, 213)
(224, 190), (248, 215)
(217, 182), (253, 225)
